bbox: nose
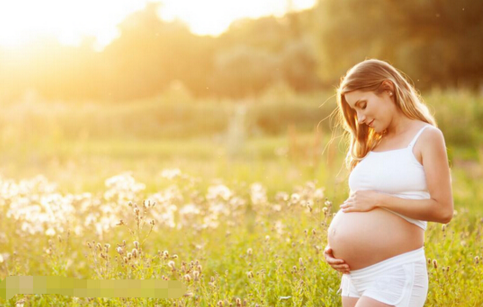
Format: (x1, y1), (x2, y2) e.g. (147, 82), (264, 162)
(357, 111), (366, 124)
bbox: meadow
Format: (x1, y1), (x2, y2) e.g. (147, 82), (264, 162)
(0, 89), (482, 306)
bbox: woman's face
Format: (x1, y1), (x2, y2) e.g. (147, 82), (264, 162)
(344, 90), (395, 133)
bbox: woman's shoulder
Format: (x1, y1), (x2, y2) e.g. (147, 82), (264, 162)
(418, 124), (447, 155)
(420, 124), (444, 141)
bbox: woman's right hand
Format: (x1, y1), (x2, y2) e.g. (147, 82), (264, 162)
(324, 245), (350, 274)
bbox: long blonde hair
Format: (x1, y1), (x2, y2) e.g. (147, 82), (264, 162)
(336, 59), (436, 171)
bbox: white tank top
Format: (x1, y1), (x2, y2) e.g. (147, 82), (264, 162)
(348, 125), (431, 230)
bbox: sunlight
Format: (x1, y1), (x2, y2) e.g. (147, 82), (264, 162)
(0, 0), (145, 49)
(0, 0), (316, 50)
(156, 0), (317, 36)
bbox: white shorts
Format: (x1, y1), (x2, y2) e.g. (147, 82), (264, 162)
(339, 247), (428, 307)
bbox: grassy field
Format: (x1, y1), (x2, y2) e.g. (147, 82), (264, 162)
(1, 91), (483, 306)
(0, 131), (482, 307)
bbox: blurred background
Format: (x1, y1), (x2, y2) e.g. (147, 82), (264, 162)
(0, 0), (482, 201)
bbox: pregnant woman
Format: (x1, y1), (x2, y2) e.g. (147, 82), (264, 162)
(324, 59), (453, 307)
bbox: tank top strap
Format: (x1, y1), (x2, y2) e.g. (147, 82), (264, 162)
(408, 125), (431, 148)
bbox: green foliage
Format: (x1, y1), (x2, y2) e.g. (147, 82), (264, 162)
(0, 89), (481, 152)
(313, 0), (483, 90)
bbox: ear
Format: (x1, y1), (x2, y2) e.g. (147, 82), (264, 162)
(381, 80), (395, 95)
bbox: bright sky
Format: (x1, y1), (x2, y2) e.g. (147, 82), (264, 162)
(0, 0), (316, 51)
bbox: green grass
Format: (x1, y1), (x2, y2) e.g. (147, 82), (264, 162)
(0, 131), (482, 306)
(1, 88), (483, 307)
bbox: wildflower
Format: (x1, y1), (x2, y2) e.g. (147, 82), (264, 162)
(87, 242), (92, 249)
(193, 270), (200, 281)
(475, 256), (480, 265)
(150, 219), (155, 226)
(104, 243), (110, 251)
(442, 224), (446, 232)
(432, 259), (438, 269)
(217, 300), (224, 307)
(312, 229), (316, 236)
(247, 248), (252, 256)
(197, 264), (202, 272)
(168, 261), (176, 270)
(184, 274), (191, 282)
(163, 250), (169, 259)
(172, 254), (178, 259)
(236, 298), (242, 307)
(117, 247), (123, 254)
(15, 298), (26, 307)
(161, 168), (181, 180)
(132, 248), (138, 258)
(134, 241), (139, 249)
(116, 220), (124, 226)
(246, 271), (253, 279)
(123, 257), (128, 264)
(127, 253), (132, 260)
(299, 258), (304, 266)
(96, 243), (102, 251)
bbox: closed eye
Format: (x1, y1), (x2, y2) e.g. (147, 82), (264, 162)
(354, 99), (367, 110)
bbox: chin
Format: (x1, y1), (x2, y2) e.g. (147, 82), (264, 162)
(372, 127), (383, 133)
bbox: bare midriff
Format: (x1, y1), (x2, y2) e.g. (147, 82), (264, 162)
(328, 208), (424, 270)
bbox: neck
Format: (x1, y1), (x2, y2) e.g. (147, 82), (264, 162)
(384, 111), (414, 137)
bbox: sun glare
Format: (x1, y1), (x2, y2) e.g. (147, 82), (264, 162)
(0, 0), (316, 50)
(0, 0), (146, 50)
(157, 0), (317, 36)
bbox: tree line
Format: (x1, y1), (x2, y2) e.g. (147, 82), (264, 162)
(0, 0), (481, 102)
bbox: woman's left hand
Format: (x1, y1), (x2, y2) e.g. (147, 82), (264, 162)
(340, 190), (382, 213)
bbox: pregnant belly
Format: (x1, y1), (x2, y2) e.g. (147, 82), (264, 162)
(328, 208), (424, 270)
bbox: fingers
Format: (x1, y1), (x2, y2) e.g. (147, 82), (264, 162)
(329, 262), (350, 274)
(340, 204), (352, 213)
(323, 245), (350, 272)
